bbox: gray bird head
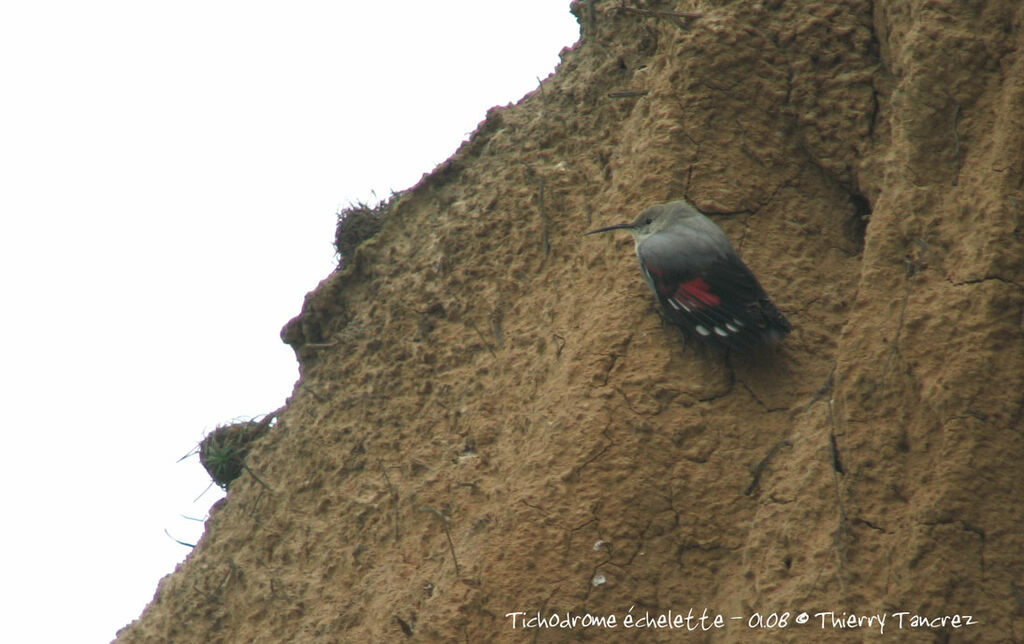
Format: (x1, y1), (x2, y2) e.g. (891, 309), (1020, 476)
(585, 200), (710, 242)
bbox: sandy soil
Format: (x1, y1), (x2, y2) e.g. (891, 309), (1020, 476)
(118, 1), (1024, 641)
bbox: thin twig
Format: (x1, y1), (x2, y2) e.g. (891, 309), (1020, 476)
(419, 505), (461, 577)
(802, 367), (835, 412)
(552, 333), (566, 358)
(241, 463), (272, 490)
(951, 103), (962, 186)
(192, 480), (216, 503)
(827, 384), (849, 597)
(538, 177), (550, 257)
(301, 384), (328, 402)
(380, 460), (400, 543)
(617, 4), (703, 20)
(468, 321), (498, 358)
(164, 529), (196, 548)
(744, 440), (793, 495)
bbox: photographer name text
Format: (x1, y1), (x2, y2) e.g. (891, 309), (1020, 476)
(504, 607), (977, 635)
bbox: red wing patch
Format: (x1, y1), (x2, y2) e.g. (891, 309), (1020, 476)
(674, 278), (720, 307)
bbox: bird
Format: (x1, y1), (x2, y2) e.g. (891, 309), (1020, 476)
(585, 199), (790, 350)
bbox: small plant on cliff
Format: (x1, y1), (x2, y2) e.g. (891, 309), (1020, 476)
(334, 196), (395, 265)
(184, 413), (276, 491)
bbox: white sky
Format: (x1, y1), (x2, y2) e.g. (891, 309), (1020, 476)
(0, 3), (579, 641)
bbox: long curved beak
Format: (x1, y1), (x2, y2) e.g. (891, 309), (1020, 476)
(584, 222), (634, 235)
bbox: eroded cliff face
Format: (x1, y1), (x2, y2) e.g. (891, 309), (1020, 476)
(118, 1), (1024, 642)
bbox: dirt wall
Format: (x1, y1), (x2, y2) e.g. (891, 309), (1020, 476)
(118, 1), (1024, 642)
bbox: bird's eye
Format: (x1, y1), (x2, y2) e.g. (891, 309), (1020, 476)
(644, 218), (652, 225)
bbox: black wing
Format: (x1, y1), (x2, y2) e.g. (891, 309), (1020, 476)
(637, 235), (789, 349)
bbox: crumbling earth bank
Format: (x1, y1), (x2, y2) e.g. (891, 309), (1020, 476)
(118, 1), (1023, 642)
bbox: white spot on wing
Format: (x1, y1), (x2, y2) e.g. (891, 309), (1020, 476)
(695, 324), (710, 336)
(714, 326), (728, 337)
(667, 299), (680, 310)
(673, 298), (691, 312)
(732, 318), (744, 327)
(725, 322), (739, 333)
